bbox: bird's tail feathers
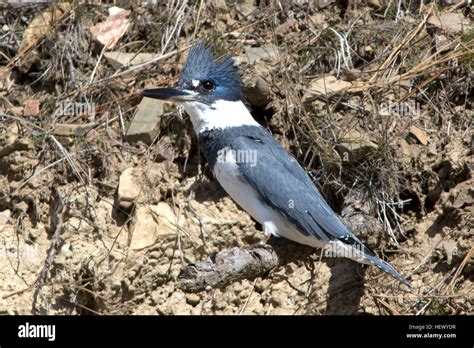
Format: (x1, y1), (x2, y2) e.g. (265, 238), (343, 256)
(325, 240), (412, 287)
(358, 251), (412, 288)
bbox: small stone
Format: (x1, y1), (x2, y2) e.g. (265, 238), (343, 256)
(111, 279), (122, 291)
(368, 0), (382, 8)
(364, 45), (374, 53)
(129, 206), (159, 250)
(129, 203), (178, 250)
(23, 100), (40, 117)
(7, 107), (24, 117)
(148, 251), (161, 259)
(435, 34), (451, 52)
(275, 19), (298, 36)
(2, 24), (9, 32)
(18, 7), (66, 73)
(438, 240), (458, 264)
(117, 164), (164, 209)
(341, 68), (362, 82)
(104, 52), (156, 69)
(303, 75), (352, 103)
(164, 247), (174, 258)
(244, 45), (279, 64)
(0, 209), (11, 225)
(125, 98), (163, 145)
(335, 130), (378, 162)
(118, 167), (141, 209)
(428, 12), (472, 34)
(53, 123), (95, 137)
(254, 279), (268, 293)
(450, 151), (459, 162)
(168, 291), (189, 315)
(409, 126), (428, 145)
(149, 203), (178, 237)
(428, 143), (437, 155)
(244, 75), (271, 107)
(233, 283), (244, 294)
(269, 292), (283, 307)
(89, 6), (131, 49)
(185, 293), (200, 306)
(60, 242), (73, 258)
(309, 12), (326, 26)
(399, 138), (413, 157)
(235, 1), (256, 18)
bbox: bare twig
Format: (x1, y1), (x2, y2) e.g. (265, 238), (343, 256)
(31, 187), (69, 314)
(446, 246), (473, 293)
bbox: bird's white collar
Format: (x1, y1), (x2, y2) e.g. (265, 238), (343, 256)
(183, 99), (260, 134)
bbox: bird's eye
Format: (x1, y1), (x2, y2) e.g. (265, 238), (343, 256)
(202, 80), (215, 91)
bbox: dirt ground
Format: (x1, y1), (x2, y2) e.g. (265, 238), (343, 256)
(0, 1), (472, 315)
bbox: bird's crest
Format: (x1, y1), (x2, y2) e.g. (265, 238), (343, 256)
(179, 41), (243, 102)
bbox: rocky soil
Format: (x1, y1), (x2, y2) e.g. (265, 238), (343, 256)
(0, 1), (472, 315)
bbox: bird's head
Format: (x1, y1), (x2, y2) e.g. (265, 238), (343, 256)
(141, 41), (243, 105)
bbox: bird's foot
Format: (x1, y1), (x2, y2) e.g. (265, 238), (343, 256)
(249, 229), (272, 250)
(259, 229), (272, 245)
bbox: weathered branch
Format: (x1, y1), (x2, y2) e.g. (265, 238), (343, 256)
(176, 238), (313, 292)
(176, 190), (381, 293)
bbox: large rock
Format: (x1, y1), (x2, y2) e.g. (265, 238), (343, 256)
(125, 98), (164, 145)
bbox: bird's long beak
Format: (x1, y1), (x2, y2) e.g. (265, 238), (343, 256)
(140, 87), (197, 103)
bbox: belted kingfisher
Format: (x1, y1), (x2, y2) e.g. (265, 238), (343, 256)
(141, 41), (411, 287)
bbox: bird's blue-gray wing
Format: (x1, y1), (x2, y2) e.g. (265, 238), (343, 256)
(231, 132), (359, 244)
